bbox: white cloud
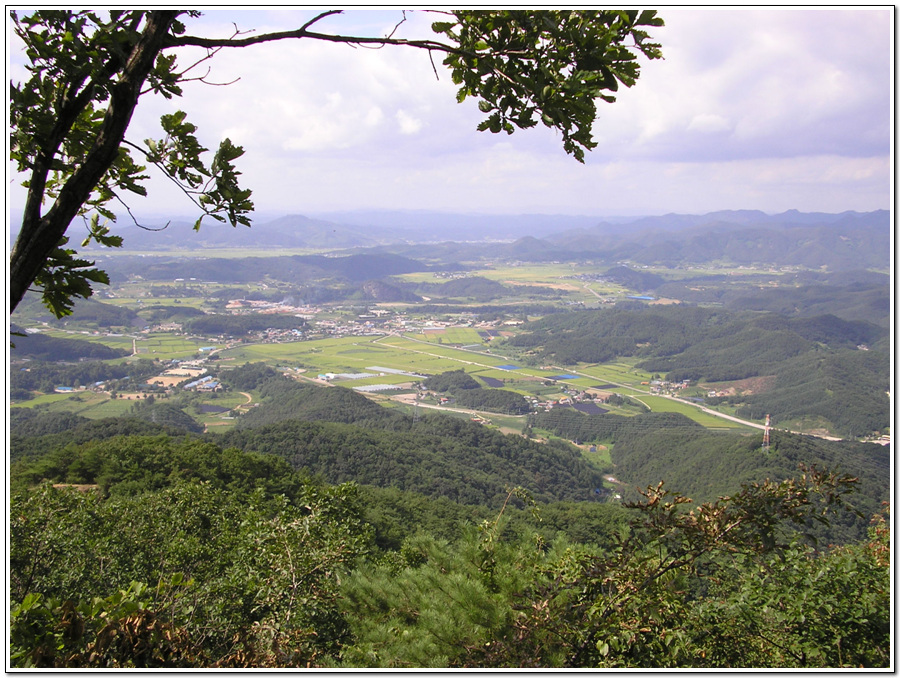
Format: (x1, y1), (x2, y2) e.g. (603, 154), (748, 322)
(686, 114), (732, 134)
(586, 8), (891, 164)
(396, 109), (423, 135)
(7, 8), (892, 218)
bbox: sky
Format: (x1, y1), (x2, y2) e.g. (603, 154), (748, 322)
(7, 7), (894, 220)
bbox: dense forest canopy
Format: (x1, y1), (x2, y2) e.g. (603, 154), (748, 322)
(10, 453), (889, 668)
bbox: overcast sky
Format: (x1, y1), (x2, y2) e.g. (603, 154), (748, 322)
(8, 7), (894, 219)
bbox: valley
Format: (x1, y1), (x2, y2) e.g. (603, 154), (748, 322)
(9, 209), (892, 669)
(11, 241), (889, 443)
(8, 7), (891, 668)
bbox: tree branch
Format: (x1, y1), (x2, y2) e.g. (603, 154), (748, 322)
(10, 11), (178, 312)
(165, 26), (468, 58)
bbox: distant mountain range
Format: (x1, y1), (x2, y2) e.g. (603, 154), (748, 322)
(10, 208), (889, 271)
(370, 209), (890, 272)
(59, 210), (612, 251)
(540, 209), (890, 270)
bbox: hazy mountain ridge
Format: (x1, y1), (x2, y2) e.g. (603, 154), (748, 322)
(540, 210), (889, 270)
(99, 252), (435, 284)
(349, 210), (889, 272)
(63, 209), (888, 272)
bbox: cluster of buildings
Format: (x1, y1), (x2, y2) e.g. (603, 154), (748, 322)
(642, 379), (692, 396)
(225, 299), (320, 316)
(531, 388), (611, 413)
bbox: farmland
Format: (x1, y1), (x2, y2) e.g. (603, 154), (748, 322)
(12, 312), (757, 434)
(10, 249), (888, 442)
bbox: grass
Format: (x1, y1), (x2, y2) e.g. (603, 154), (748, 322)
(77, 397), (138, 419)
(415, 327), (486, 345)
(221, 335), (748, 427)
(39, 328), (135, 352)
(10, 391), (135, 419)
(11, 392), (79, 409)
(34, 328), (207, 360)
(133, 334), (210, 360)
(581, 443), (613, 471)
(630, 394), (750, 429)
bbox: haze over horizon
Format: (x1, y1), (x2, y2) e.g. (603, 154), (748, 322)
(7, 8), (892, 223)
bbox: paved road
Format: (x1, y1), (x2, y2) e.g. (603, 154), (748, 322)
(369, 335), (846, 442)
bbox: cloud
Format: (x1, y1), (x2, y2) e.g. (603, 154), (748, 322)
(686, 114), (732, 134)
(396, 109), (423, 135)
(588, 8), (891, 165)
(7, 8), (891, 218)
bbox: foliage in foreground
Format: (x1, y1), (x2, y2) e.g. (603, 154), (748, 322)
(466, 470), (889, 668)
(9, 457), (890, 668)
(10, 9), (663, 318)
(10, 480), (370, 667)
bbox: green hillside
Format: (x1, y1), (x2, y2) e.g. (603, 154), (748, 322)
(506, 305), (890, 436)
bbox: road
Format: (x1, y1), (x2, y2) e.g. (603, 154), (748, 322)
(534, 365), (848, 441)
(346, 335), (844, 442)
(373, 335), (771, 432)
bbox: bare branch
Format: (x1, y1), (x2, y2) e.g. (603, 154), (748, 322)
(120, 138), (215, 218)
(428, 50), (441, 81)
(299, 10), (344, 32)
(165, 26), (468, 59)
(111, 193), (170, 231)
(386, 10), (407, 40)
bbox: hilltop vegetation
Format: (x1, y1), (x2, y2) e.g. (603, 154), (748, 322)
(10, 324), (129, 362)
(654, 270), (890, 327)
(11, 361), (888, 547)
(208, 366), (606, 506)
(10, 423), (889, 668)
(422, 369), (531, 415)
(9, 339), (890, 670)
(507, 305), (889, 436)
(610, 427), (888, 543)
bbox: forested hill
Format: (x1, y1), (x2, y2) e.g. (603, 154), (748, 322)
(609, 427), (890, 545)
(10, 324), (129, 361)
(545, 209), (889, 270)
(507, 305), (890, 437)
(654, 270), (890, 328)
(350, 210), (888, 272)
(220, 417), (606, 507)
(100, 252), (435, 284)
(528, 406), (889, 544)
(213, 365), (608, 506)
(227, 367), (398, 429)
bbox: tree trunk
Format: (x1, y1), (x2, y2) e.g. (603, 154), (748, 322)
(8, 10), (178, 314)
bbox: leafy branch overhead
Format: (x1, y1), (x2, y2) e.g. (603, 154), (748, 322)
(433, 10), (663, 161)
(9, 9), (663, 318)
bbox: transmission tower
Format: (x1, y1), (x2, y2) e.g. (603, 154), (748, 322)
(762, 414), (771, 452)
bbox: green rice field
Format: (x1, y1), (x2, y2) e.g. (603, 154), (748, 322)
(16, 320), (758, 433)
(10, 391), (134, 419)
(220, 335), (664, 402)
(133, 334), (211, 359)
(36, 329), (208, 360)
(631, 394), (751, 429)
(413, 327), (486, 345)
